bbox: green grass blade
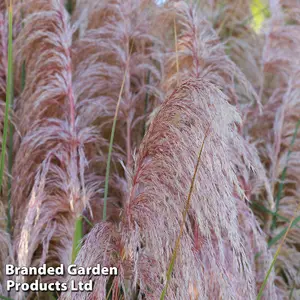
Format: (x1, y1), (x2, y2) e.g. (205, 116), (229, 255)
(72, 215), (82, 263)
(255, 251), (263, 260)
(0, 3), (14, 234)
(268, 216), (300, 248)
(289, 268), (300, 300)
(71, 215), (93, 264)
(102, 42), (133, 221)
(257, 204), (300, 299)
(21, 62), (26, 91)
(252, 202), (300, 228)
(6, 118), (13, 236)
(20, 0), (25, 91)
(7, 0), (25, 236)
(272, 119), (300, 229)
(81, 214), (93, 227)
(102, 73), (126, 221)
(160, 127), (210, 300)
(0, 4), (13, 185)
(0, 295), (14, 300)
(255, 216), (300, 260)
(47, 292), (57, 300)
(142, 71), (150, 137)
(174, 16), (179, 79)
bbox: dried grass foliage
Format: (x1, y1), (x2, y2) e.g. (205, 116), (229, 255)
(0, 0), (298, 299)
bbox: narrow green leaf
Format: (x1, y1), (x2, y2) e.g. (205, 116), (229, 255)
(289, 268), (300, 300)
(0, 295), (14, 300)
(272, 119), (300, 229)
(257, 204), (300, 299)
(47, 292), (57, 300)
(20, 0), (25, 91)
(0, 2), (14, 235)
(255, 215), (300, 261)
(21, 61), (26, 91)
(160, 127), (210, 300)
(268, 216), (300, 248)
(252, 202), (300, 228)
(103, 42), (133, 221)
(142, 71), (150, 137)
(72, 216), (83, 263)
(81, 214), (93, 227)
(102, 73), (126, 221)
(255, 251), (262, 260)
(7, 0), (25, 236)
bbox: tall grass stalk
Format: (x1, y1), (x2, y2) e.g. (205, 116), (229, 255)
(102, 43), (133, 221)
(252, 202), (300, 226)
(257, 202), (300, 300)
(21, 0), (26, 91)
(268, 216), (300, 248)
(7, 0), (26, 236)
(272, 119), (300, 228)
(102, 72), (127, 221)
(72, 216), (83, 263)
(160, 126), (210, 300)
(174, 16), (179, 81)
(289, 268), (300, 300)
(142, 71), (150, 137)
(0, 0), (13, 234)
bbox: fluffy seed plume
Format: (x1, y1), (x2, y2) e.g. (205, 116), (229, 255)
(61, 77), (268, 299)
(71, 0), (164, 226)
(162, 0), (259, 113)
(11, 0), (102, 298)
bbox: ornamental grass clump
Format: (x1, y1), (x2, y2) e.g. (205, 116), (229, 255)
(0, 0), (297, 299)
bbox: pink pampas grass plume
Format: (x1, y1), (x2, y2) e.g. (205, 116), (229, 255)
(71, 0), (164, 226)
(11, 0), (103, 298)
(162, 1), (259, 113)
(61, 77), (268, 299)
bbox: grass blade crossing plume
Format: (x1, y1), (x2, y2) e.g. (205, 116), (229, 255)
(257, 203), (300, 300)
(163, 1), (276, 297)
(62, 76), (262, 299)
(160, 125), (210, 300)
